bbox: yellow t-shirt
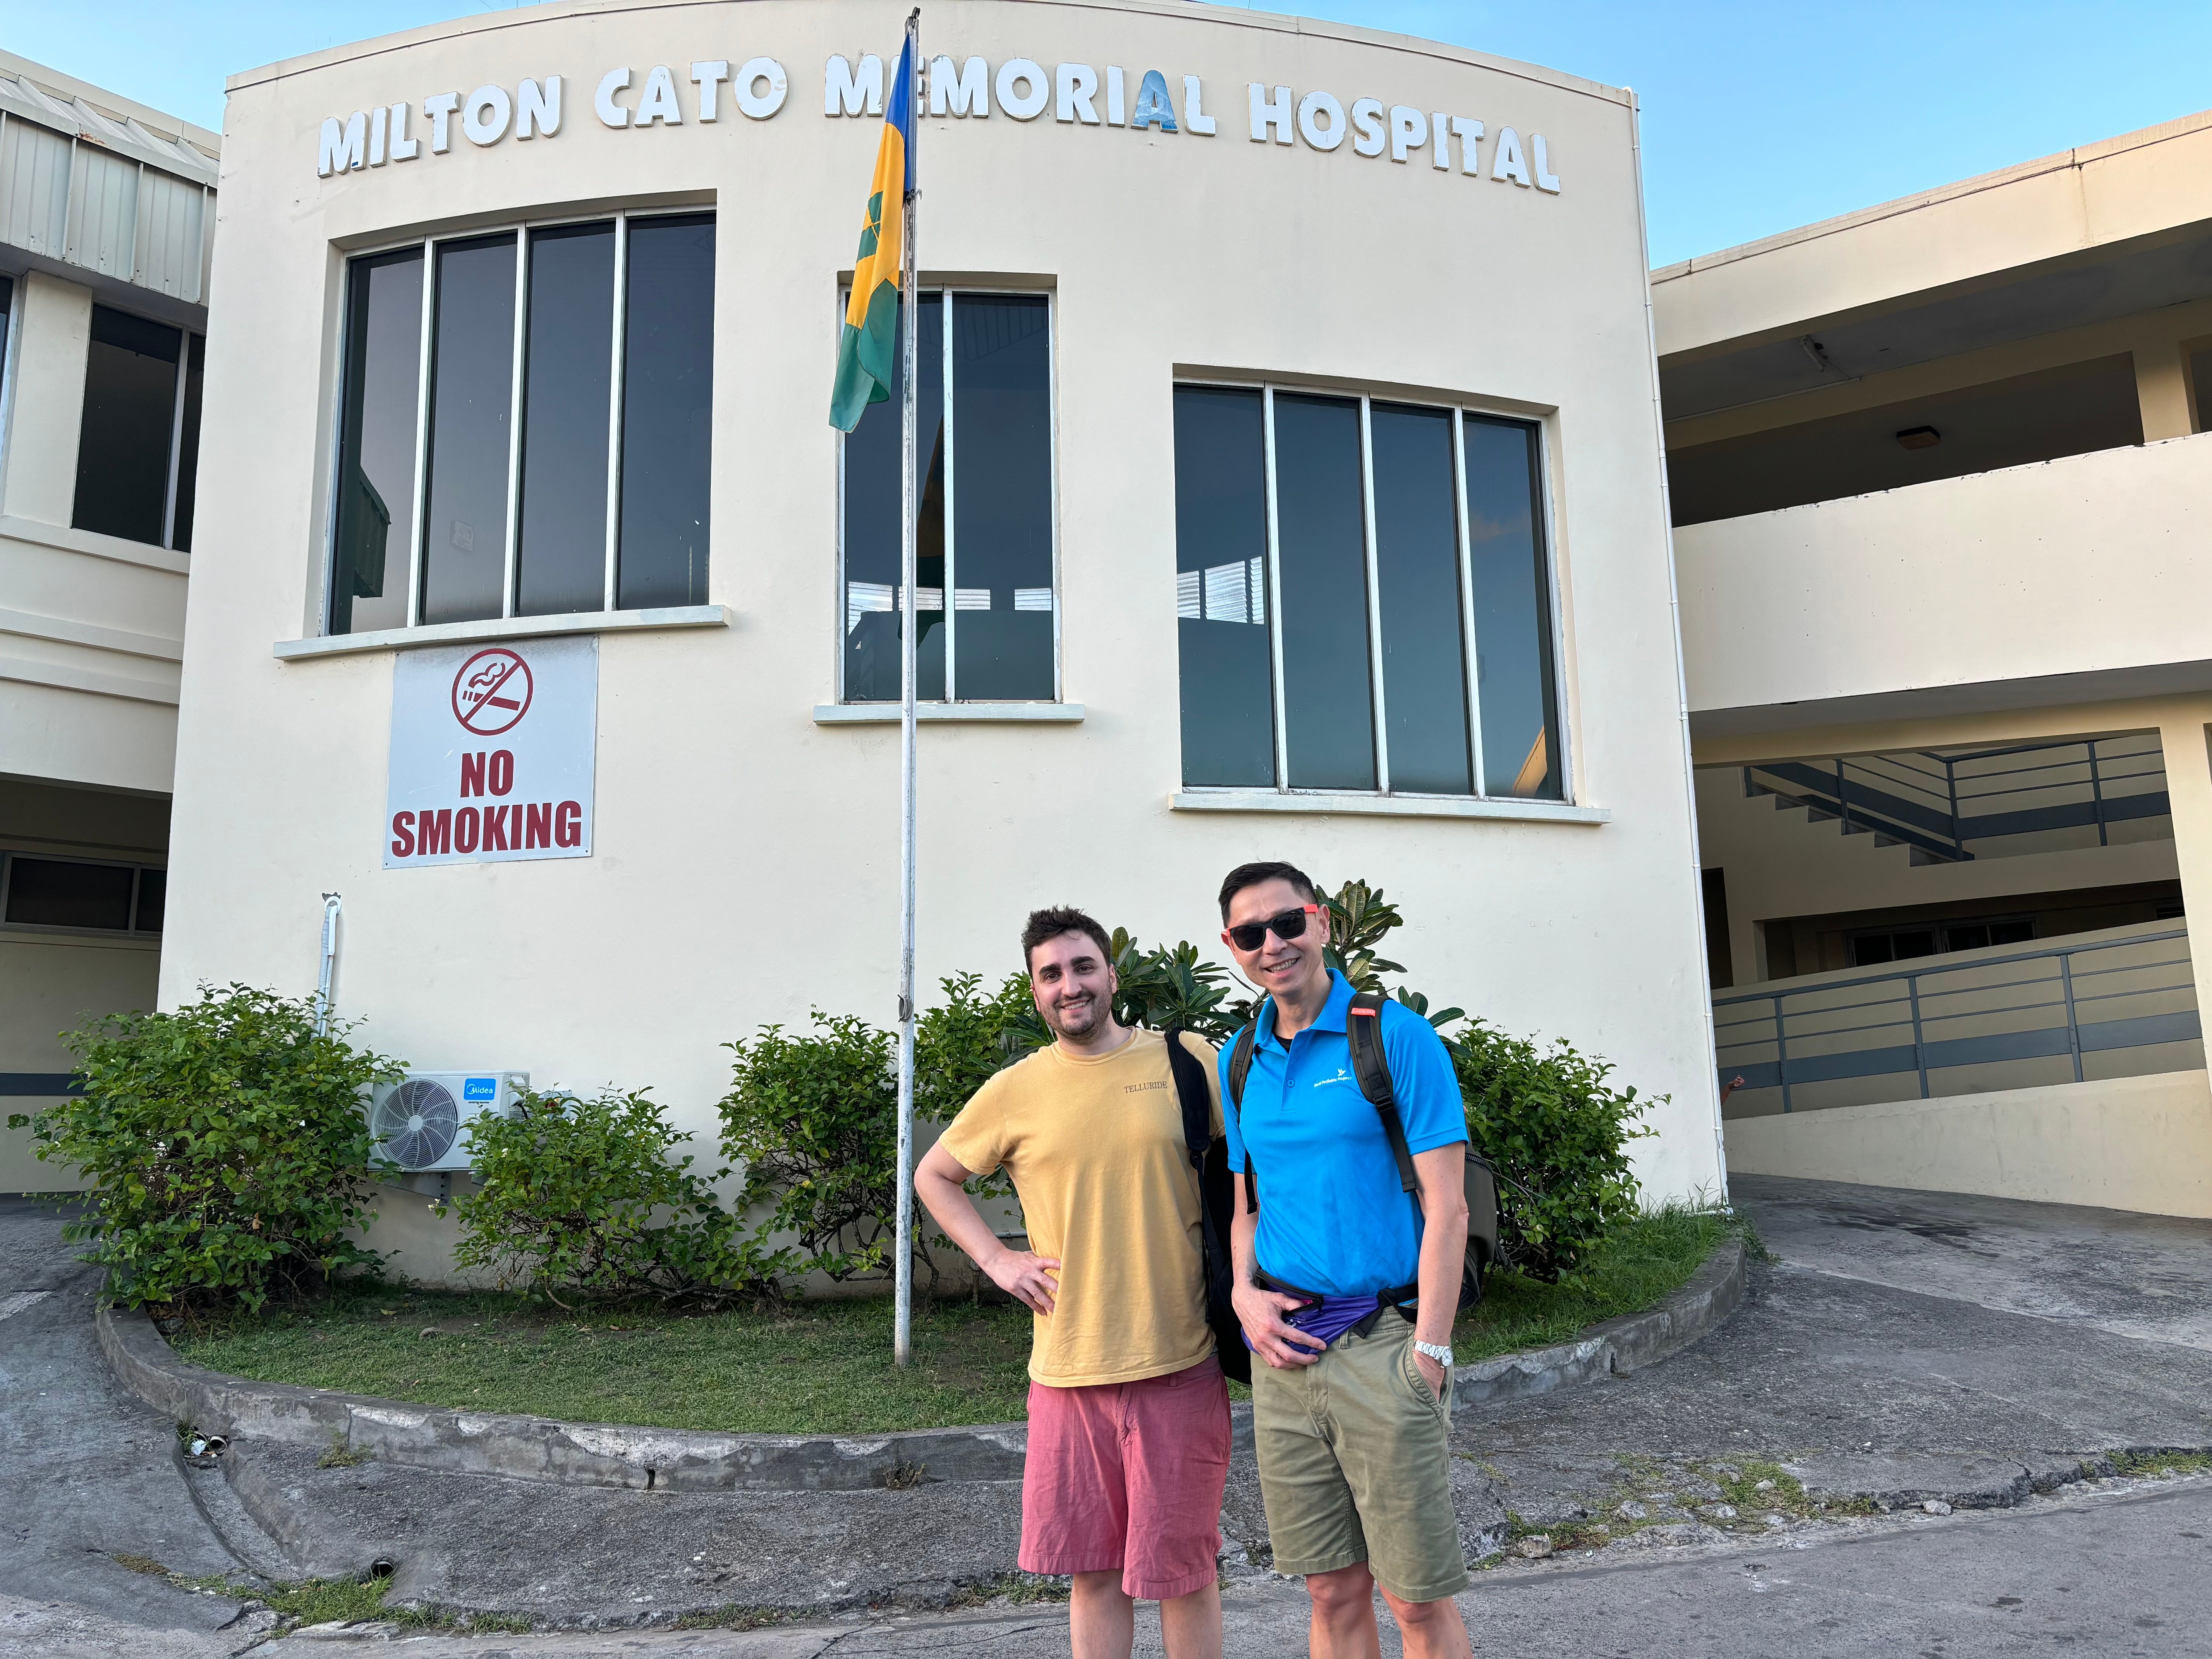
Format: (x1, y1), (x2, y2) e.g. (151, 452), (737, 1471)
(938, 1027), (1224, 1388)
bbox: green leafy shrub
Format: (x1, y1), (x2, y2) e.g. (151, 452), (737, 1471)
(720, 1012), (925, 1285)
(451, 1087), (782, 1307)
(9, 984), (402, 1312)
(915, 972), (1037, 1121)
(1452, 1023), (1653, 1282)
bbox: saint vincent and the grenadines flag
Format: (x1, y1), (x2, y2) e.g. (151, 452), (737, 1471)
(828, 36), (916, 432)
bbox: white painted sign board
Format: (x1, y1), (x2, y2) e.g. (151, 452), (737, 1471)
(385, 637), (597, 869)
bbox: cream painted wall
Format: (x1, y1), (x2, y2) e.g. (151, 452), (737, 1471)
(0, 933), (160, 1192)
(1, 271), (90, 526)
(1724, 1068), (2212, 1219)
(1677, 433), (2212, 725)
(1651, 110), (2212, 362)
(170, 0), (1724, 1209)
(1695, 766), (2181, 986)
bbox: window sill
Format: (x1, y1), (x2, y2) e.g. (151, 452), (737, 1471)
(1170, 790), (1609, 824)
(274, 605), (730, 661)
(812, 702), (1085, 724)
(0, 515), (190, 575)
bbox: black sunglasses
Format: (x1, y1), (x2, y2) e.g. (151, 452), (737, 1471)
(1223, 904), (1321, 953)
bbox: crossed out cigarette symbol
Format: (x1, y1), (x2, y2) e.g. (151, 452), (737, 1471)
(451, 648), (534, 737)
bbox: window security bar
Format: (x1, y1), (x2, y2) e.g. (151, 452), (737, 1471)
(1711, 925), (2198, 1112)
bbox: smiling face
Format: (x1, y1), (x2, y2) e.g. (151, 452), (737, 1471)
(1027, 928), (1119, 1043)
(1221, 876), (1332, 1006)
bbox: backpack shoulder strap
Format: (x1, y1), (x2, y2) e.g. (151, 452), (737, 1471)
(1160, 1027), (1212, 1165)
(1347, 991), (1421, 1198)
(1226, 1020), (1259, 1213)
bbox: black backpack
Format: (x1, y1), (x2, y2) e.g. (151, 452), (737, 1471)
(1162, 1027), (1254, 1386)
(1224, 990), (1501, 1312)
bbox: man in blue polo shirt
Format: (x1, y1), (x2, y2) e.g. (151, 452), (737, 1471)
(1218, 860), (1473, 1659)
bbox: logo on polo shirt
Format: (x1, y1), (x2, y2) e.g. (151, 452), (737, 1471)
(1314, 1068), (1353, 1089)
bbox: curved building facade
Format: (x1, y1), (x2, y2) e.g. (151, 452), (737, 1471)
(167, 0), (1723, 1220)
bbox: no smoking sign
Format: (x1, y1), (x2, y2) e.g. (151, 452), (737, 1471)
(385, 637), (597, 869)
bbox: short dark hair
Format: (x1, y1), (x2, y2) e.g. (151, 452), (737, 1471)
(1218, 861), (1320, 922)
(1021, 906), (1114, 972)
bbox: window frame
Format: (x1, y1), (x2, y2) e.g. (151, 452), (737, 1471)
(71, 297), (204, 553)
(832, 285), (1063, 705)
(321, 206), (713, 638)
(0, 849), (167, 938)
(1174, 378), (1573, 806)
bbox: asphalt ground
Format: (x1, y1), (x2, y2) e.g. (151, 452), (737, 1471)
(7, 1177), (2212, 1651)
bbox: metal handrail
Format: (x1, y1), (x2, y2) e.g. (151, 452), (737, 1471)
(1712, 926), (2196, 1112)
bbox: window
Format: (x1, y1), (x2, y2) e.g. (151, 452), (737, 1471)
(1173, 385), (1563, 800)
(72, 305), (205, 551)
(0, 854), (164, 934)
(1850, 916), (2033, 967)
(328, 211), (716, 636)
(839, 290), (1056, 702)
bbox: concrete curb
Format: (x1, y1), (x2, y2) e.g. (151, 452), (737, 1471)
(98, 1239), (1745, 1494)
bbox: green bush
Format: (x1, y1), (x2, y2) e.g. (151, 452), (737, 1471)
(451, 1087), (782, 1307)
(8, 984), (402, 1312)
(1452, 1022), (1654, 1283)
(720, 1012), (924, 1285)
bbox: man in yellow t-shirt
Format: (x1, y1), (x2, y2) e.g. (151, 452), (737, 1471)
(916, 906), (1228, 1659)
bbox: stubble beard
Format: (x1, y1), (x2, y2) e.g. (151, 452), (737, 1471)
(1050, 992), (1104, 1042)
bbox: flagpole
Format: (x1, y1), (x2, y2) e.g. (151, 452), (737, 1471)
(893, 7), (922, 1370)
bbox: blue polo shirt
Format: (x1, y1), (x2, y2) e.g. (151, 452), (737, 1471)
(1219, 970), (1468, 1298)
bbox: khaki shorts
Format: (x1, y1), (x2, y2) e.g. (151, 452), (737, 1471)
(1249, 1312), (1467, 1602)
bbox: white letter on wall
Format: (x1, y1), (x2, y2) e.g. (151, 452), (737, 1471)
(1350, 98), (1385, 157)
(996, 60), (1048, 120)
(825, 54), (883, 116)
(1451, 117), (1483, 175)
(735, 58), (788, 118)
(1532, 133), (1562, 193)
(1432, 110), (1450, 170)
(1183, 76), (1216, 135)
(1106, 65), (1126, 126)
(368, 105), (388, 165)
(1297, 90), (1344, 150)
(1492, 125), (1530, 185)
(1249, 83), (1291, 144)
(389, 102), (420, 161)
(691, 61), (730, 121)
(462, 85), (511, 145)
(595, 69), (632, 128)
(634, 65), (683, 127)
(1387, 105), (1425, 163)
(932, 56), (990, 117)
(1057, 62), (1099, 123)
(424, 92), (460, 153)
(318, 112), (366, 176)
(517, 77), (561, 139)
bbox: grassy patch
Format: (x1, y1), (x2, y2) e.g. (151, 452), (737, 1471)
(172, 1570), (532, 1634)
(177, 1288), (1037, 1435)
(1452, 1204), (1739, 1363)
(172, 1206), (1736, 1436)
(2114, 1449), (2212, 1479)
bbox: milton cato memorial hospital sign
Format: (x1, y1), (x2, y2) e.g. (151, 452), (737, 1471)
(316, 49), (1570, 191)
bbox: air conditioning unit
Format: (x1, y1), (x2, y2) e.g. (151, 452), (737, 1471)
(367, 1072), (528, 1172)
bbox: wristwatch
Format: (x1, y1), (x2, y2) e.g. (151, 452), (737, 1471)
(1414, 1340), (1454, 1368)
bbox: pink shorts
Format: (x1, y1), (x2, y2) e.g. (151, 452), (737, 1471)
(1019, 1355), (1232, 1601)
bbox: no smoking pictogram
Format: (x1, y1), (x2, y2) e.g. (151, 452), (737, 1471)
(451, 648), (535, 737)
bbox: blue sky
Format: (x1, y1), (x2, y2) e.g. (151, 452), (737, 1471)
(5, 1), (2209, 266)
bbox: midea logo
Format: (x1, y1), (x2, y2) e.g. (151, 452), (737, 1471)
(318, 50), (1568, 197)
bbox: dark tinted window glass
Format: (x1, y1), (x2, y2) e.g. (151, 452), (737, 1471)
(1989, 919), (2035, 946)
(1273, 393), (1374, 790)
(1465, 417), (1561, 799)
(1891, 929), (1937, 960)
(422, 233), (516, 627)
(517, 222), (615, 616)
(73, 306), (181, 546)
(1173, 386), (1274, 787)
(171, 335), (206, 554)
(1371, 403), (1471, 795)
(843, 294), (945, 701)
(1852, 935), (1894, 967)
(4, 858), (133, 930)
(617, 213), (714, 609)
(948, 294), (1053, 700)
(331, 249), (424, 634)
(1946, 924), (1990, 953)
(134, 867), (166, 933)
